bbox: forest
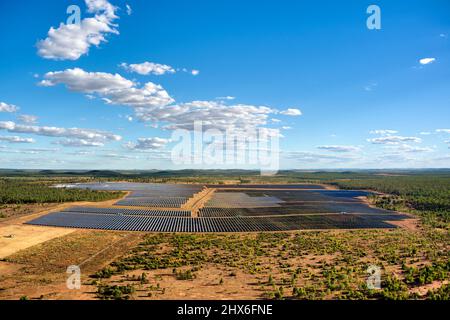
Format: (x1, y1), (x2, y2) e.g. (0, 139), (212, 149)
(0, 179), (124, 204)
(329, 174), (450, 226)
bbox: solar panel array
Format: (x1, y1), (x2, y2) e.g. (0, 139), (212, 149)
(27, 211), (402, 232)
(207, 184), (326, 189)
(63, 207), (191, 217)
(62, 182), (204, 194)
(205, 192), (283, 208)
(29, 183), (411, 232)
(199, 202), (394, 217)
(115, 197), (189, 208)
(92, 184), (206, 208)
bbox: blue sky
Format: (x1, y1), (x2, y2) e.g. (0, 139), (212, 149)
(0, 0), (449, 170)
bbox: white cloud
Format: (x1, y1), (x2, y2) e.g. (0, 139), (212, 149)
(0, 102), (19, 113)
(0, 147), (59, 154)
(271, 118), (281, 123)
(0, 136), (35, 143)
(40, 68), (174, 109)
(40, 68), (133, 92)
(386, 144), (434, 153)
(18, 114), (38, 124)
(126, 4), (132, 15)
(419, 58), (436, 65)
(436, 129), (450, 134)
(40, 69), (295, 136)
(317, 145), (361, 153)
(282, 126), (292, 130)
(135, 100), (276, 132)
(120, 62), (176, 76)
(369, 129), (398, 135)
(100, 153), (140, 160)
(216, 96), (236, 101)
(37, 0), (118, 60)
(285, 151), (358, 163)
(124, 137), (171, 150)
(364, 82), (378, 92)
(180, 68), (200, 76)
(367, 135), (422, 145)
(280, 108), (302, 116)
(53, 139), (105, 147)
(420, 131), (432, 135)
(0, 121), (121, 144)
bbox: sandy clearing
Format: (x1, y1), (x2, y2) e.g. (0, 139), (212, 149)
(385, 218), (421, 232)
(0, 225), (75, 259)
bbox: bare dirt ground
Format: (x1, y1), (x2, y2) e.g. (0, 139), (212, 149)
(183, 188), (216, 217)
(0, 225), (74, 259)
(0, 229), (144, 300)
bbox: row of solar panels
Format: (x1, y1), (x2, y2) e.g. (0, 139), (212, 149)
(128, 191), (200, 197)
(115, 197), (189, 208)
(67, 182), (204, 193)
(207, 184), (326, 189)
(63, 207), (191, 217)
(205, 193), (283, 208)
(26, 211), (399, 232)
(199, 203), (397, 217)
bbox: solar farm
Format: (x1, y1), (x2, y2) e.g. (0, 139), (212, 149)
(25, 182), (411, 232)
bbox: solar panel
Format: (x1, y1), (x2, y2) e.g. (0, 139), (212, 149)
(26, 211), (403, 232)
(63, 206), (191, 217)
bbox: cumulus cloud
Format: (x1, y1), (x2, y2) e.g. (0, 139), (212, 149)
(135, 100), (276, 132)
(124, 137), (171, 150)
(419, 58), (436, 65)
(0, 102), (19, 113)
(120, 62), (176, 76)
(436, 129), (450, 134)
(40, 68), (298, 135)
(317, 145), (361, 153)
(0, 121), (121, 145)
(37, 0), (118, 60)
(367, 135), (422, 145)
(40, 68), (133, 92)
(18, 114), (38, 124)
(0, 136), (35, 143)
(280, 108), (302, 116)
(40, 68), (174, 109)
